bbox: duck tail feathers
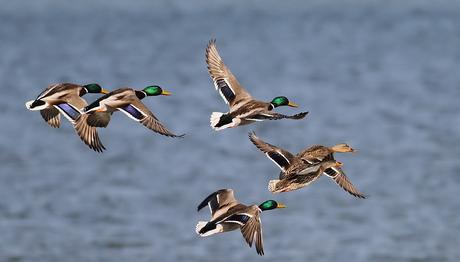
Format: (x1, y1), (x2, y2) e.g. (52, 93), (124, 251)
(268, 180), (281, 193)
(210, 112), (235, 131)
(195, 221), (208, 235)
(195, 221), (223, 237)
(210, 112), (224, 130)
(25, 99), (48, 111)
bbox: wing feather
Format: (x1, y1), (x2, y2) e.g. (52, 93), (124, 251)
(140, 115), (184, 137)
(40, 108), (61, 128)
(86, 111), (112, 128)
(248, 132), (294, 171)
(329, 167), (366, 199)
(197, 189), (238, 215)
(74, 114), (106, 153)
(249, 111), (308, 121)
(240, 207), (264, 256)
(127, 100), (184, 138)
(205, 39), (252, 109)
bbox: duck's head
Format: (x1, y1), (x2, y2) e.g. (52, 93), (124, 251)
(135, 85), (172, 99)
(330, 143), (355, 153)
(258, 200), (286, 211)
(83, 83), (109, 95)
(269, 96), (298, 109)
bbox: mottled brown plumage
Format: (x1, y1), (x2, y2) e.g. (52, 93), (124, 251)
(249, 132), (366, 198)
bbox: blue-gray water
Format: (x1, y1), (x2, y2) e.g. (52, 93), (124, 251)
(1, 0), (459, 261)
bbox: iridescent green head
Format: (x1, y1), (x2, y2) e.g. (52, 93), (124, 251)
(83, 83), (109, 94)
(258, 200), (286, 211)
(270, 96), (298, 108)
(143, 85), (172, 96)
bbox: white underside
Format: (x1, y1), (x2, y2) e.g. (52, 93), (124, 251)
(195, 221), (223, 237)
(25, 100), (49, 111)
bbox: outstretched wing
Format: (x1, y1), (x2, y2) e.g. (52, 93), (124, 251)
(35, 83), (72, 100)
(117, 99), (184, 138)
(240, 206), (264, 256)
(74, 114), (106, 153)
(86, 111), (112, 128)
(40, 108), (61, 128)
(52, 102), (105, 153)
(53, 96), (88, 124)
(206, 39), (252, 110)
(324, 167), (366, 199)
(197, 189), (238, 217)
(248, 132), (294, 172)
(247, 111), (308, 121)
(53, 103), (82, 123)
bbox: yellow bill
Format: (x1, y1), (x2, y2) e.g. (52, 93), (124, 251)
(277, 203), (287, 208)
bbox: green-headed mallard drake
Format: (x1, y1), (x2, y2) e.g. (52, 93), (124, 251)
(249, 132), (366, 198)
(80, 85), (184, 137)
(196, 189), (286, 256)
(25, 83), (109, 152)
(206, 39), (308, 131)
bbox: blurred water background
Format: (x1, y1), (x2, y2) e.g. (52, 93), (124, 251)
(1, 0), (459, 261)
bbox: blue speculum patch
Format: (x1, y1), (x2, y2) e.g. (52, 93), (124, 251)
(324, 168), (337, 177)
(57, 103), (80, 120)
(122, 104), (143, 120)
(268, 152), (289, 168)
(217, 79), (235, 102)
